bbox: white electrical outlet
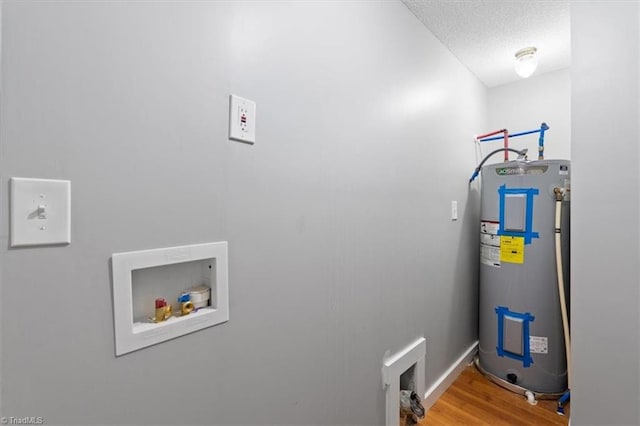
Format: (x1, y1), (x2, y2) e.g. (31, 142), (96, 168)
(451, 200), (458, 220)
(229, 94), (256, 144)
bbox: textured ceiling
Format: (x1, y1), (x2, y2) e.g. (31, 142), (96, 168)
(401, 0), (570, 87)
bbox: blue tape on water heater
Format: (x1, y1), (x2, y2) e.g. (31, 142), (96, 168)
(497, 185), (539, 244)
(495, 306), (535, 368)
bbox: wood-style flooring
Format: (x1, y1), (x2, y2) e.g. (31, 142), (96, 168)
(414, 365), (569, 426)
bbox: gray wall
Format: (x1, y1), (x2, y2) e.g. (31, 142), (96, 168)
(571, 2), (640, 425)
(488, 68), (571, 162)
(0, 1), (486, 425)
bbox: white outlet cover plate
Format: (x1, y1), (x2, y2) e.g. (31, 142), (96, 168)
(229, 94), (256, 144)
(10, 177), (71, 247)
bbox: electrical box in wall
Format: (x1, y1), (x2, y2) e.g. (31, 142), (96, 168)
(111, 242), (229, 356)
(229, 94), (256, 144)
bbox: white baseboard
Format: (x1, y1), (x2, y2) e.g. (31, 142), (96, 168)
(422, 340), (479, 410)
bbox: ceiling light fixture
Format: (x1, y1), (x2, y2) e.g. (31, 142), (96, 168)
(514, 47), (538, 78)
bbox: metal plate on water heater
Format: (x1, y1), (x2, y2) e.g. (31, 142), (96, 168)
(503, 316), (524, 356)
(504, 194), (526, 232)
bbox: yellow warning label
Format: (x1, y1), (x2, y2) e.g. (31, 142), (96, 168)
(500, 236), (525, 264)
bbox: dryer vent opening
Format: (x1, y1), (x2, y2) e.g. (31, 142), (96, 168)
(382, 338), (426, 426)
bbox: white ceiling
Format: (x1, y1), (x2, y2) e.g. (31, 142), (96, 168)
(401, 0), (570, 88)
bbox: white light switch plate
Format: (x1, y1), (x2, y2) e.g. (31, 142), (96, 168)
(229, 94), (256, 144)
(10, 177), (71, 247)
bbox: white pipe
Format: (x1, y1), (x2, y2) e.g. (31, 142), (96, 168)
(554, 190), (571, 390)
(525, 390), (538, 405)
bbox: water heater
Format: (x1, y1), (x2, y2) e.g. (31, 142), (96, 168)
(478, 159), (570, 394)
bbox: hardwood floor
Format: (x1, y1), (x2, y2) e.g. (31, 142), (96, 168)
(414, 365), (569, 426)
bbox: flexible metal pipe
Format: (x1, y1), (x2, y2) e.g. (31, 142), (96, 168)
(468, 147), (527, 183)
